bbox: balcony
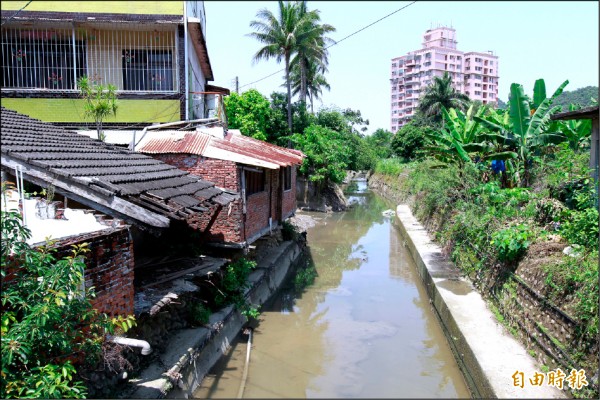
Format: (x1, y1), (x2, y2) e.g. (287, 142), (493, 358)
(1, 25), (178, 92)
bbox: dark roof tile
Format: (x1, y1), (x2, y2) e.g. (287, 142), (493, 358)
(0, 107), (237, 229)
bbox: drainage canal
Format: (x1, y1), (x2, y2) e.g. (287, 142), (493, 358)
(194, 180), (470, 398)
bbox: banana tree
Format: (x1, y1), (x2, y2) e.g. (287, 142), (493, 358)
(423, 105), (488, 170)
(547, 104), (592, 151)
(475, 79), (569, 187)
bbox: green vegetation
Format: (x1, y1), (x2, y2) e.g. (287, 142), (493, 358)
(417, 71), (470, 126)
(248, 0), (335, 134)
(213, 258), (260, 319)
(553, 86), (598, 111)
(374, 77), (597, 393)
(77, 76), (118, 142)
(1, 211), (133, 399)
(224, 89), (272, 141)
(294, 259), (318, 291)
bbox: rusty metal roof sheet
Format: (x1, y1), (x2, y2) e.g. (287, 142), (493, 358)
(137, 128), (305, 170)
(138, 131), (211, 155)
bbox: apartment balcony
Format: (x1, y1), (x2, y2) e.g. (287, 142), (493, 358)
(2, 25), (178, 93)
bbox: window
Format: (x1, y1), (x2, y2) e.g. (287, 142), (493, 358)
(2, 28), (86, 89)
(283, 166), (292, 191)
(244, 169), (265, 197)
(123, 49), (173, 91)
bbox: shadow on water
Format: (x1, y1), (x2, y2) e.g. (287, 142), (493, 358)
(194, 181), (470, 398)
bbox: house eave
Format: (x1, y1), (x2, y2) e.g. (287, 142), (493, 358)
(1, 154), (170, 231)
(187, 16), (214, 81)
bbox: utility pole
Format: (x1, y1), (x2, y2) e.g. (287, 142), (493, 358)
(235, 76), (239, 94)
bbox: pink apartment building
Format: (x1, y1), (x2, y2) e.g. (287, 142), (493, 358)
(390, 26), (499, 131)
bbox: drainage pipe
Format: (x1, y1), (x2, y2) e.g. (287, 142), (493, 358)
(236, 329), (253, 399)
(109, 336), (152, 355)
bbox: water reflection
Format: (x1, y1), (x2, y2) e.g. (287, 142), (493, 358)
(194, 182), (470, 398)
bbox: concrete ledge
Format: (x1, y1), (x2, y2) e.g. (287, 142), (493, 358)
(395, 205), (565, 399)
(126, 240), (303, 399)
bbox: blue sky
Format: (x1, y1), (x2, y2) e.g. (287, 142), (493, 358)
(204, 1), (599, 134)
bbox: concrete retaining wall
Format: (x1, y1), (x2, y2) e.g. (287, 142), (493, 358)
(394, 205), (565, 399)
(126, 240), (303, 399)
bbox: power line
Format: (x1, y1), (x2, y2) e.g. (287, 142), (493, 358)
(240, 1), (418, 90)
(1, 0), (34, 26)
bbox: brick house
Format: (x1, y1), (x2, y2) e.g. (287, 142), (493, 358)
(135, 126), (305, 247)
(1, 107), (236, 316)
(0, 1), (228, 143)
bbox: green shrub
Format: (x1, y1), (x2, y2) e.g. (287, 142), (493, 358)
(560, 208), (599, 248)
(214, 258), (260, 319)
(374, 158), (406, 176)
(390, 121), (429, 161)
(294, 260), (318, 291)
(1, 211), (130, 399)
(189, 302), (211, 326)
(491, 224), (533, 263)
(281, 220), (299, 241)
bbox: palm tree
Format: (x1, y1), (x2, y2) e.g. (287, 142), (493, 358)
(248, 1), (304, 136)
(291, 1), (335, 105)
(289, 61), (330, 113)
(418, 72), (470, 125)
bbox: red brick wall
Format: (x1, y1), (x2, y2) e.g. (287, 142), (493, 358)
(2, 227), (135, 317)
(282, 166), (297, 219)
(183, 200), (244, 244)
(52, 228), (135, 317)
(153, 154), (239, 190)
(150, 154), (298, 244)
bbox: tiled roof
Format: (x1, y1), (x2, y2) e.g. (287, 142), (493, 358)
(1, 107), (237, 230)
(136, 128), (305, 170)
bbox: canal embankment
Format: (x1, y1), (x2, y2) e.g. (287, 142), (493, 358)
(121, 238), (305, 399)
(394, 204), (565, 398)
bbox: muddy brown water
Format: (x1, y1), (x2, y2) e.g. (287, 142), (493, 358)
(194, 181), (470, 398)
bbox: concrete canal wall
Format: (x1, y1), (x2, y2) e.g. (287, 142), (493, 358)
(394, 205), (565, 399)
(125, 240), (304, 399)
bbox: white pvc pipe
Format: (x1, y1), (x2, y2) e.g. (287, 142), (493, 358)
(236, 329), (253, 399)
(109, 335), (152, 355)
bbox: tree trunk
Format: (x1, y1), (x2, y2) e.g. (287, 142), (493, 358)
(299, 58), (307, 104)
(285, 53), (293, 148)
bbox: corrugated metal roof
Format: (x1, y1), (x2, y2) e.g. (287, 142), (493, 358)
(136, 128), (305, 169)
(138, 131), (211, 155)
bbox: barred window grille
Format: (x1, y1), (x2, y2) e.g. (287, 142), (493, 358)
(1, 25), (177, 92)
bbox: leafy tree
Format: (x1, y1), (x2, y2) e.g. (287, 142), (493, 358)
(77, 76), (118, 142)
(391, 122), (429, 161)
(224, 89), (272, 141)
(423, 105), (489, 170)
(365, 128), (394, 160)
(1, 211), (133, 399)
(291, 124), (349, 185)
(418, 72), (470, 125)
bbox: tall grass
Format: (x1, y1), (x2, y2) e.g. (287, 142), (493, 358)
(374, 158), (411, 176)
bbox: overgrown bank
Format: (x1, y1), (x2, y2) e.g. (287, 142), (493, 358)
(369, 156), (598, 398)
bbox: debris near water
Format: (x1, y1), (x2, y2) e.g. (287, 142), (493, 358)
(382, 209), (395, 217)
